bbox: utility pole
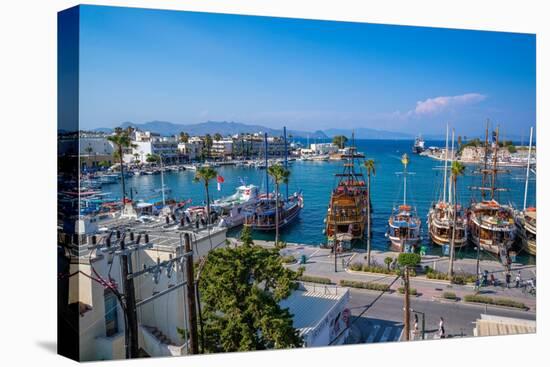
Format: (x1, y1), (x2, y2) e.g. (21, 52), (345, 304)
(184, 233), (199, 354)
(119, 236), (140, 358)
(403, 266), (411, 341)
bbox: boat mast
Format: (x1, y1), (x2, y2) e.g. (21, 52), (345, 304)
(448, 128), (455, 205)
(264, 132), (269, 197)
(160, 154), (166, 206)
(491, 127), (499, 201)
(402, 154), (409, 206)
(481, 120), (490, 201)
(523, 126), (534, 210)
(443, 123), (449, 203)
(284, 126), (289, 199)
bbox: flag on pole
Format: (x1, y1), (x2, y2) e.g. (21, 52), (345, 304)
(217, 175), (225, 191)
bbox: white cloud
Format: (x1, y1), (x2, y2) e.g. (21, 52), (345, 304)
(411, 93), (486, 116)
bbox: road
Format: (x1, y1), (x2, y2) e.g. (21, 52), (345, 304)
(346, 288), (536, 343)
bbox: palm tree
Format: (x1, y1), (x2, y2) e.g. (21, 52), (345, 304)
(213, 133), (222, 141)
(179, 132), (190, 143)
(194, 166), (218, 225)
(364, 159), (376, 266)
(448, 161), (465, 279)
(204, 134), (213, 159)
(267, 164), (290, 246)
(107, 128), (137, 209)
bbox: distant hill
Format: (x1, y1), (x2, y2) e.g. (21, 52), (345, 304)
(324, 127), (414, 140)
(95, 120), (328, 139)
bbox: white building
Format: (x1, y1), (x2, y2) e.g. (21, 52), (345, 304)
(211, 138), (234, 159)
(79, 133), (116, 170)
(279, 283), (350, 347)
(131, 133), (184, 164)
(310, 143), (338, 155)
(68, 219), (229, 361)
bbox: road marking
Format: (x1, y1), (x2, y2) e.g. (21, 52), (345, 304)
(366, 325), (381, 343)
(379, 327), (394, 342)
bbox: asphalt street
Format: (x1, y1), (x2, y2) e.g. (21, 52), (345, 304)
(347, 288), (536, 342)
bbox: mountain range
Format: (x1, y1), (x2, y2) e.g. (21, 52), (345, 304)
(93, 120), (423, 140)
(94, 121), (327, 139)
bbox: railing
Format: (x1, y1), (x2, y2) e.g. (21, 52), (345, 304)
(326, 214), (364, 224)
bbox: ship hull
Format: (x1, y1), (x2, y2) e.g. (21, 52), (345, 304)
(468, 201), (516, 256)
(515, 212), (536, 256)
(427, 208), (468, 248)
(244, 196), (303, 231)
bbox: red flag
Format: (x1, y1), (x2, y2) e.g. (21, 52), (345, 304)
(217, 175), (224, 191)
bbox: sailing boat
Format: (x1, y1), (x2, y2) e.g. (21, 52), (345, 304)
(468, 124), (516, 260)
(243, 129), (304, 231)
(387, 153), (421, 252)
(324, 134), (369, 248)
(515, 126), (536, 256)
(427, 126), (467, 248)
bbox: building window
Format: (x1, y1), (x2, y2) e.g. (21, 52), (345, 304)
(104, 289), (119, 337)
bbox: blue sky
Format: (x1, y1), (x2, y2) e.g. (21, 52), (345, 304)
(78, 5), (536, 137)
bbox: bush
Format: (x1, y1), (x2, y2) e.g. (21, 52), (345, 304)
(398, 287), (417, 295)
(298, 275), (332, 284)
(443, 292), (457, 300)
(463, 294), (526, 309)
(339, 279), (391, 291)
(384, 256), (394, 269)
(281, 255), (296, 264)
(362, 264), (393, 274)
(426, 271), (448, 280)
(452, 273), (477, 285)
(349, 262), (363, 271)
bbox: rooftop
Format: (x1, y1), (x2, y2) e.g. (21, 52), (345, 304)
(280, 283), (349, 337)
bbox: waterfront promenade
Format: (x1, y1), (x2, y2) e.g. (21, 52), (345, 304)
(245, 239), (537, 312)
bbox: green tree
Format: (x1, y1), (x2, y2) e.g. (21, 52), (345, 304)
(214, 133), (222, 141)
(98, 160), (111, 169)
(146, 153), (161, 164)
(332, 135), (348, 149)
(448, 161), (465, 279)
(240, 225), (254, 247)
(194, 166), (218, 225)
(179, 132), (190, 143)
(267, 164), (290, 246)
(397, 252), (420, 341)
(107, 128), (137, 208)
(198, 245), (302, 352)
(364, 159), (376, 266)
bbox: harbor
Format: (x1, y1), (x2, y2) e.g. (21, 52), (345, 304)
(84, 136), (536, 265)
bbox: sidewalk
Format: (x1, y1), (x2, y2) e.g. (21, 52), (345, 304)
(252, 241), (537, 312)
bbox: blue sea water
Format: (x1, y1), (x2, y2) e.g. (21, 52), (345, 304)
(101, 139), (536, 264)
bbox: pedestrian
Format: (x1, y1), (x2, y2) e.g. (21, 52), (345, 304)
(515, 271), (522, 288)
(505, 272), (511, 288)
(413, 314), (419, 339)
(438, 317), (445, 339)
(490, 273), (496, 287)
(482, 270), (489, 286)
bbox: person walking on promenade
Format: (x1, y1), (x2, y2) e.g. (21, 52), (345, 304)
(490, 273), (497, 287)
(505, 272), (511, 288)
(515, 271), (522, 288)
(413, 314), (419, 339)
(438, 317), (445, 339)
